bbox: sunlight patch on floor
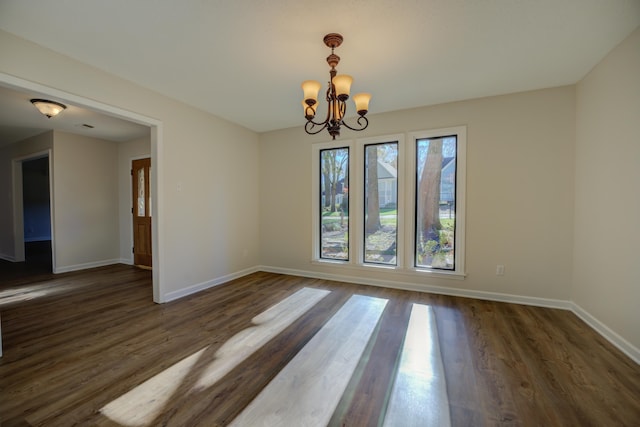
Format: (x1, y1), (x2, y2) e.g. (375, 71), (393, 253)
(99, 287), (330, 426)
(100, 346), (208, 426)
(192, 287), (330, 391)
(230, 294), (388, 427)
(0, 283), (65, 306)
(382, 304), (451, 427)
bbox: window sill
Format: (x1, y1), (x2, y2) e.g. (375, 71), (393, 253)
(311, 259), (466, 281)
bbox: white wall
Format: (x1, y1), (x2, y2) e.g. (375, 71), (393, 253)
(0, 131), (53, 261)
(574, 27), (640, 351)
(1, 30), (261, 299)
(117, 136), (151, 264)
(52, 131), (119, 271)
(259, 86), (576, 302)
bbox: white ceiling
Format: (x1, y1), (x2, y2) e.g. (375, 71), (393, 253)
(0, 0), (639, 141)
(0, 85), (150, 146)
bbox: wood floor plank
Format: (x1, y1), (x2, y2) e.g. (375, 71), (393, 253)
(229, 295), (388, 427)
(382, 304), (450, 427)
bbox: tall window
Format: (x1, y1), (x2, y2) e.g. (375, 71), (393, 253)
(319, 147), (349, 260)
(415, 136), (457, 270)
(364, 142), (398, 265)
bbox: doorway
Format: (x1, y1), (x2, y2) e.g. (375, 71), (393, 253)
(1, 72), (163, 302)
(21, 156), (53, 273)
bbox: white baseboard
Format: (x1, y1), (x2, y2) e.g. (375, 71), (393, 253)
(54, 259), (121, 274)
(570, 302), (639, 365)
(0, 253), (16, 262)
(119, 258), (133, 265)
(163, 266), (261, 302)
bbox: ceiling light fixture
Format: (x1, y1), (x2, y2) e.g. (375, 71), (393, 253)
(301, 33), (371, 140)
(30, 99), (67, 118)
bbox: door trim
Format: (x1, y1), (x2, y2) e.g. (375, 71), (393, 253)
(11, 150), (53, 267)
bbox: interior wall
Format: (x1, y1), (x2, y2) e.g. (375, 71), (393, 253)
(259, 86), (576, 301)
(574, 27), (640, 350)
(52, 131), (119, 271)
(0, 30), (260, 298)
(117, 136), (151, 264)
(0, 131), (53, 260)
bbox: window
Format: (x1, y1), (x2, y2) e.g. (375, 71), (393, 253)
(415, 135), (457, 270)
(319, 147), (349, 261)
(364, 142), (398, 265)
(312, 126), (466, 278)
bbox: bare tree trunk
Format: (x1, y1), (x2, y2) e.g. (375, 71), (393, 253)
(365, 146), (381, 233)
(330, 182), (337, 213)
(418, 138), (443, 241)
(322, 171), (331, 209)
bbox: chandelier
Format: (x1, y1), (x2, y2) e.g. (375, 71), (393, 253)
(301, 33), (371, 140)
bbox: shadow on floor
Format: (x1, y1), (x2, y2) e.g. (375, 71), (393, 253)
(0, 241), (53, 285)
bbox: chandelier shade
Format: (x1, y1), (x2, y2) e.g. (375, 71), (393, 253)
(30, 99), (67, 118)
(301, 33), (371, 139)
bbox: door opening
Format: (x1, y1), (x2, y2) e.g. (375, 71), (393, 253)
(21, 156), (53, 273)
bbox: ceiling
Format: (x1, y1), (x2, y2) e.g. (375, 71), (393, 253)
(0, 0), (639, 143)
(0, 85), (150, 147)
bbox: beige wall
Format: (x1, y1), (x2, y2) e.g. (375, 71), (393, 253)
(259, 86), (576, 301)
(0, 131), (53, 260)
(574, 27), (640, 350)
(52, 131), (119, 271)
(117, 136), (151, 264)
(1, 30), (261, 299)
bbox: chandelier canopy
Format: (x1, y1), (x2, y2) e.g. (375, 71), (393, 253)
(301, 33), (371, 140)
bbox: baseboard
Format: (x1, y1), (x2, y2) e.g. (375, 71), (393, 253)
(0, 253), (16, 262)
(54, 259), (121, 274)
(163, 265), (261, 302)
(258, 265), (572, 310)
(119, 258), (133, 265)
(570, 302), (640, 365)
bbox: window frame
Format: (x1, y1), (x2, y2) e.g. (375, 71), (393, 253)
(407, 126), (466, 277)
(358, 136), (404, 267)
(311, 126), (466, 280)
(312, 142), (354, 263)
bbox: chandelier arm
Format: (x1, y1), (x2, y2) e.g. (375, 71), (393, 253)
(305, 96), (333, 127)
(341, 115), (369, 132)
(304, 120), (329, 135)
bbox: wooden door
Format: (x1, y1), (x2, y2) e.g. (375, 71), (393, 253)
(132, 158), (152, 268)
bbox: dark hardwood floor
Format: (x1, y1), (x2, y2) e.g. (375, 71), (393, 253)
(0, 241), (53, 285)
(0, 265), (638, 426)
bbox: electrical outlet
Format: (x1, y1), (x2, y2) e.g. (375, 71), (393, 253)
(496, 265), (505, 276)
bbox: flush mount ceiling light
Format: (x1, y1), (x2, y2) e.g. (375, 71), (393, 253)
(30, 98), (67, 118)
(301, 33), (371, 140)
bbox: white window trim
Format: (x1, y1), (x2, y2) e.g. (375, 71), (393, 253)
(311, 126), (467, 280)
(311, 140), (354, 262)
(355, 134), (405, 267)
(407, 126), (466, 278)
